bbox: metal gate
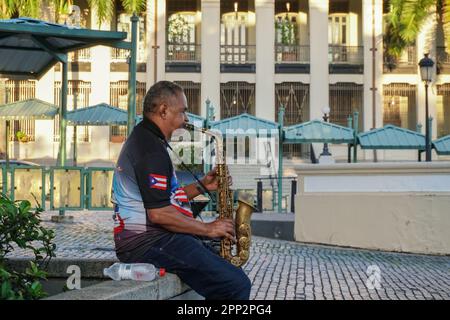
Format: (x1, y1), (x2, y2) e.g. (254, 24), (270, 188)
(4, 80), (36, 141)
(175, 81), (201, 115)
(330, 82), (363, 129)
(220, 81), (255, 118)
(54, 80), (92, 142)
(109, 81), (146, 142)
(437, 83), (450, 137)
(383, 83), (417, 130)
(275, 82), (310, 158)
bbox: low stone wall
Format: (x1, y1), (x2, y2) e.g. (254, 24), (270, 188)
(47, 273), (195, 300)
(6, 257), (203, 300)
(294, 162), (450, 255)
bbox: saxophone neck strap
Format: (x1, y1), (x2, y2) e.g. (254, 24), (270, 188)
(161, 139), (214, 199)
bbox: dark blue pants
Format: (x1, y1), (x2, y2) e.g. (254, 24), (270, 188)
(140, 233), (251, 300)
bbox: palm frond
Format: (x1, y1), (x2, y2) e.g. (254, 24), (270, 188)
(88, 0), (114, 28)
(400, 0), (436, 42)
(443, 0), (450, 51)
(389, 0), (407, 28)
(0, 0), (17, 19)
(17, 0), (42, 18)
(121, 0), (145, 15)
(384, 0), (409, 58)
(50, 0), (71, 23)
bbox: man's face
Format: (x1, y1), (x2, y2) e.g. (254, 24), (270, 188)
(166, 92), (189, 135)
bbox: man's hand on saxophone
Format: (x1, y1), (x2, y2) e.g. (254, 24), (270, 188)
(183, 166), (233, 200)
(206, 218), (236, 243)
(200, 166), (233, 191)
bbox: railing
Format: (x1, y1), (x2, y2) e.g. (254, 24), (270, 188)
(220, 45), (256, 64)
(111, 47), (147, 63)
(68, 48), (91, 62)
(328, 45), (364, 64)
(0, 165), (114, 211)
(275, 45), (310, 63)
(383, 46), (417, 72)
(166, 43), (201, 62)
(111, 48), (129, 61)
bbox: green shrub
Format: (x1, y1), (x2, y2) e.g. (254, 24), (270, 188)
(0, 194), (56, 300)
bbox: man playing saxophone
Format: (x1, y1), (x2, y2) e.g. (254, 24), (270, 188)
(111, 81), (251, 300)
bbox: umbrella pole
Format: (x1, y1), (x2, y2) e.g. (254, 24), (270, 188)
(127, 13), (138, 136)
(58, 58), (68, 218)
(5, 120), (9, 167)
(73, 126), (77, 166)
(277, 107), (284, 213)
(0, 120), (9, 195)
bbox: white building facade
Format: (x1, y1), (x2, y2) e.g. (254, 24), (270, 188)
(1, 0), (450, 164)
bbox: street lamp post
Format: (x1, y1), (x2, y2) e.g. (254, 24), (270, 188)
(320, 106), (331, 157)
(418, 53), (434, 162)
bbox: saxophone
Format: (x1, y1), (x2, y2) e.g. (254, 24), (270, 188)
(185, 123), (255, 267)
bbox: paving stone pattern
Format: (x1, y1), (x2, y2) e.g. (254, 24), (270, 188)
(7, 211), (450, 300)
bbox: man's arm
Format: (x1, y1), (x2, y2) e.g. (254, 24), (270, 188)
(147, 206), (235, 242)
(183, 182), (203, 200)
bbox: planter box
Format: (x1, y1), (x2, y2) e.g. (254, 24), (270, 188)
(174, 51), (190, 61)
(110, 136), (126, 143)
(282, 52), (297, 62)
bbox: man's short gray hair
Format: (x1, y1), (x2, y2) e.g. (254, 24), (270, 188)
(143, 81), (184, 114)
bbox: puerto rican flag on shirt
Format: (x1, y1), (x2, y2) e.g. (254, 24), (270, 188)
(169, 173), (193, 218)
(148, 174), (167, 190)
(170, 187), (193, 218)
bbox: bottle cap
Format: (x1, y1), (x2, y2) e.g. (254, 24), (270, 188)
(159, 268), (166, 277)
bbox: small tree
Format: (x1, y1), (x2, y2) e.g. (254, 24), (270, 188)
(275, 15), (298, 61)
(276, 16), (296, 46)
(15, 131), (29, 143)
(167, 14), (190, 44)
(0, 194), (56, 300)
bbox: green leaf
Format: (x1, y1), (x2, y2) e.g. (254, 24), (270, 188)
(0, 0), (17, 19)
(31, 281), (41, 292)
(19, 200), (31, 213)
(121, 0), (146, 15)
(88, 0), (114, 28)
(1, 281), (12, 298)
(443, 0), (450, 50)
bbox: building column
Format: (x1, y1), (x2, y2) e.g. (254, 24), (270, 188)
(417, 4), (438, 142)
(363, 0), (383, 135)
(255, 0), (275, 121)
(34, 69), (56, 160)
(201, 0), (221, 118)
(90, 7), (113, 163)
(309, 0), (329, 121)
(145, 0), (155, 88)
(157, 0), (167, 83)
(145, 0), (166, 87)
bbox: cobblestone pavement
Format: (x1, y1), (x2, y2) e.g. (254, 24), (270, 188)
(7, 211), (450, 300)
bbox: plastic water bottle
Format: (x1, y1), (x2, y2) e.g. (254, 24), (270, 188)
(103, 263), (166, 281)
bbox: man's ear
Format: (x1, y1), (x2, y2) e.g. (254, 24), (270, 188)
(158, 103), (168, 119)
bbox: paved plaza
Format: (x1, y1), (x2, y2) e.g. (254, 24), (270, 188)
(7, 210), (450, 300)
